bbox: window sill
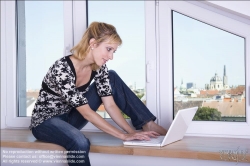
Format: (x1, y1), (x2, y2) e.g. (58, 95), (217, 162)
(1, 129), (249, 163)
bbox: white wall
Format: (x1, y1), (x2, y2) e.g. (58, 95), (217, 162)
(1, 147), (249, 166)
(208, 1), (250, 18)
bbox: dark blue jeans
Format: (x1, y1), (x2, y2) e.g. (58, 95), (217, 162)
(32, 70), (156, 166)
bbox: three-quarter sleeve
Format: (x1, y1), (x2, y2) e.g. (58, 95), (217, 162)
(51, 60), (88, 108)
(94, 64), (112, 97)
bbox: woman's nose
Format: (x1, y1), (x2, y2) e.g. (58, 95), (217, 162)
(109, 54), (113, 60)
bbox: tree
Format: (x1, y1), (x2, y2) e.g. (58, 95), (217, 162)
(121, 112), (130, 119)
(135, 93), (144, 99)
(193, 107), (221, 121)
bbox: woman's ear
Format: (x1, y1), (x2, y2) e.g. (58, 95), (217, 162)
(89, 38), (96, 47)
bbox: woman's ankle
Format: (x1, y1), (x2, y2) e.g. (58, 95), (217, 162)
(142, 121), (167, 135)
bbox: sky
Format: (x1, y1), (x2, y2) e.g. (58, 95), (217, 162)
(173, 11), (245, 88)
(88, 1), (146, 89)
(23, 1), (245, 90)
(25, 1), (64, 90)
(24, 1), (146, 90)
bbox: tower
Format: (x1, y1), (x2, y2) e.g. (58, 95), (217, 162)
(223, 65), (228, 86)
(180, 79), (186, 92)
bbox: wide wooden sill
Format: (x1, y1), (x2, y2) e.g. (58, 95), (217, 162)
(1, 129), (250, 163)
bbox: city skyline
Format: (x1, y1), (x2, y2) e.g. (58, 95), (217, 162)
(176, 65), (245, 90)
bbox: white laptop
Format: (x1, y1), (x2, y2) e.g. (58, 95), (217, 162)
(123, 107), (198, 147)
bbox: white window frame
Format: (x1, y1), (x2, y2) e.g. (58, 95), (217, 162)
(2, 1), (73, 128)
(1, 0), (157, 130)
(1, 1), (8, 129)
(158, 1), (250, 138)
(3, 0), (248, 138)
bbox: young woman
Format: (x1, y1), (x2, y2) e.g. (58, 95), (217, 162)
(30, 22), (167, 166)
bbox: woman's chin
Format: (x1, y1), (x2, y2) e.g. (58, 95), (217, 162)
(99, 62), (106, 66)
(95, 60), (105, 67)
(96, 63), (103, 67)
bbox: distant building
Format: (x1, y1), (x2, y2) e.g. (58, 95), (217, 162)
(223, 65), (229, 89)
(174, 87), (180, 95)
(226, 85), (245, 96)
(202, 99), (245, 117)
(205, 65), (229, 90)
(199, 90), (219, 98)
(179, 79), (186, 92)
(186, 87), (200, 96)
(213, 95), (224, 100)
(187, 82), (196, 89)
(207, 72), (224, 90)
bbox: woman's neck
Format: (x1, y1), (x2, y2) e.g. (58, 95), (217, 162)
(70, 55), (93, 72)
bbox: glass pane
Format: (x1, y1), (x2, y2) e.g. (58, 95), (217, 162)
(17, 1), (64, 116)
(88, 1), (145, 118)
(172, 11), (246, 122)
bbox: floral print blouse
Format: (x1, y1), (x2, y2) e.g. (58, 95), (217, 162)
(29, 55), (112, 129)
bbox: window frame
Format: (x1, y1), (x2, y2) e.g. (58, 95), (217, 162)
(1, 0), (8, 129)
(1, 0), (153, 130)
(158, 1), (250, 138)
(2, 1), (73, 128)
(2, 1), (249, 138)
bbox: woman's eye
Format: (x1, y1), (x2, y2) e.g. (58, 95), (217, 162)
(107, 47), (111, 51)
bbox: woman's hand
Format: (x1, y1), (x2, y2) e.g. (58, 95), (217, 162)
(77, 104), (161, 141)
(122, 131), (160, 141)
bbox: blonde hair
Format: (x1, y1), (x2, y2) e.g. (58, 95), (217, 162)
(71, 22), (122, 70)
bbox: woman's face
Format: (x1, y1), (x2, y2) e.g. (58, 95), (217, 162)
(91, 41), (119, 66)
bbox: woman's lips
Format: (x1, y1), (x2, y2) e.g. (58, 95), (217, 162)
(103, 59), (108, 64)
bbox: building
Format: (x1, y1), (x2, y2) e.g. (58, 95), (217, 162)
(179, 79), (186, 92)
(202, 98), (245, 118)
(205, 65), (229, 90)
(186, 82), (196, 89)
(223, 65), (229, 89)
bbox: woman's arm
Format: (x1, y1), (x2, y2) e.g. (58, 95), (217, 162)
(101, 96), (136, 134)
(76, 104), (158, 141)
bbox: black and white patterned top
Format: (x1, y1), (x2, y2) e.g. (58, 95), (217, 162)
(29, 55), (112, 129)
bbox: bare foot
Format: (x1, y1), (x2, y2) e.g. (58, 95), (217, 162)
(142, 121), (167, 135)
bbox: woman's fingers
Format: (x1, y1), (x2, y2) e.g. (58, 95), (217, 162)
(124, 131), (160, 141)
(133, 133), (150, 140)
(139, 131), (160, 137)
(123, 133), (147, 141)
